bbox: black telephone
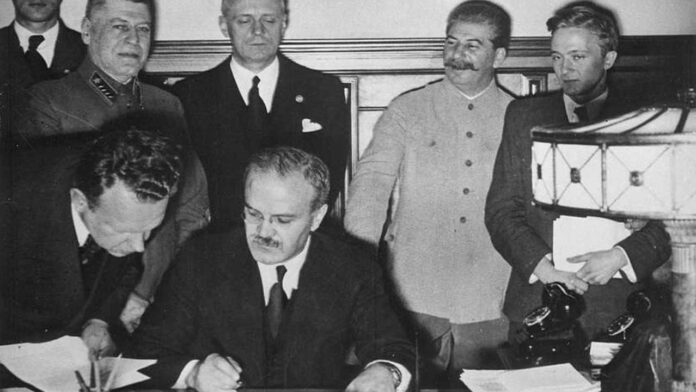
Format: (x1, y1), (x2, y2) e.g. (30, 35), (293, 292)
(517, 282), (588, 360)
(595, 290), (655, 342)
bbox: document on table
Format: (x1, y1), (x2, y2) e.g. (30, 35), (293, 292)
(553, 216), (630, 278)
(460, 363), (599, 392)
(0, 336), (155, 392)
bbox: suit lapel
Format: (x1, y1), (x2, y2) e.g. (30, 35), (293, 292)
(31, 186), (87, 325)
(276, 237), (339, 357)
(211, 59), (252, 151)
(268, 56), (300, 141)
(4, 26), (34, 87)
(548, 93), (570, 124)
(214, 234), (266, 378)
(51, 21), (80, 75)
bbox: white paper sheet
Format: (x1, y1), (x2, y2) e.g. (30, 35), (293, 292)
(0, 336), (155, 392)
(553, 216), (631, 278)
(460, 363), (599, 392)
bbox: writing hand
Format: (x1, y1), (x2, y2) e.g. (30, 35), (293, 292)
(533, 256), (588, 294)
(346, 363), (398, 392)
(570, 248), (627, 285)
(186, 353), (243, 392)
(81, 319), (116, 361)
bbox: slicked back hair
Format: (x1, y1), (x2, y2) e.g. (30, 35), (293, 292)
(221, 0), (288, 17)
(244, 146), (330, 212)
(446, 0), (512, 50)
(73, 129), (182, 208)
(85, 0), (155, 20)
(546, 2), (619, 55)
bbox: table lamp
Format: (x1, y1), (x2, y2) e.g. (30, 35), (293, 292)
(531, 101), (696, 391)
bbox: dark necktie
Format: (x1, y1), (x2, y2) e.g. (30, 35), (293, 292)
(247, 76), (267, 133)
(574, 105), (590, 123)
(79, 235), (102, 265)
(79, 235), (105, 296)
(265, 265), (288, 340)
(25, 35), (49, 81)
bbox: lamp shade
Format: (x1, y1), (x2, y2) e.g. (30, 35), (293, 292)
(532, 105), (696, 220)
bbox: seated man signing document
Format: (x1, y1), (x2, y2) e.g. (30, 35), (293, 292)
(130, 147), (415, 392)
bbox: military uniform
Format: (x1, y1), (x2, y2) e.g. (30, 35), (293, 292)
(11, 58), (210, 312)
(14, 59), (186, 143)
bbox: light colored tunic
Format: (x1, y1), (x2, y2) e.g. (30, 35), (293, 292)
(345, 77), (513, 323)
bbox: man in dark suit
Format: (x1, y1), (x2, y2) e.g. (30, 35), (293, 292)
(485, 2), (671, 340)
(0, 0), (85, 90)
(0, 130), (183, 359)
(0, 0), (85, 209)
(131, 147), (414, 392)
(173, 0), (349, 232)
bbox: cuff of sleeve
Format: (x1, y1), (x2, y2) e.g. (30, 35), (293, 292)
(130, 290), (153, 306)
(172, 360), (199, 389)
(365, 360), (412, 392)
(529, 253), (552, 284)
(82, 318), (109, 331)
(615, 246), (637, 283)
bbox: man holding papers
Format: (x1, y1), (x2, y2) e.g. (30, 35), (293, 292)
(131, 147), (414, 392)
(485, 2), (671, 339)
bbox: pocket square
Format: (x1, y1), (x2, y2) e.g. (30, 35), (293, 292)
(301, 118), (323, 133)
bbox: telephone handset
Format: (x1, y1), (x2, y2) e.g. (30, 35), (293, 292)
(518, 282), (588, 360)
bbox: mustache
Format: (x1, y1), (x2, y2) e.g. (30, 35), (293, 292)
(445, 59), (479, 71)
(252, 235), (280, 248)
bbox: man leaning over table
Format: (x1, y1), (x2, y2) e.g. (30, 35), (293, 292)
(11, 0), (210, 341)
(130, 147), (415, 392)
(1, 129), (182, 359)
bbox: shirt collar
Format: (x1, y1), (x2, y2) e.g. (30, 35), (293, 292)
(14, 20), (60, 66)
(563, 89), (609, 123)
(256, 235), (311, 304)
(230, 56), (280, 111)
(71, 201), (90, 247)
(445, 77), (497, 101)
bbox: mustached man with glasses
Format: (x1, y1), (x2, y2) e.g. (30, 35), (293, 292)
(131, 146), (415, 392)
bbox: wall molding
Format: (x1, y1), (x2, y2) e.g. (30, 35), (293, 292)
(144, 35), (695, 77)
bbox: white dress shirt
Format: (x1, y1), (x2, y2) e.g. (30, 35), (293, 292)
(230, 56), (280, 111)
(256, 237), (308, 305)
(14, 20), (59, 67)
(71, 202), (89, 247)
(563, 90), (607, 123)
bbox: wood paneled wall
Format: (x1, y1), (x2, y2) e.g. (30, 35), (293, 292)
(144, 35), (695, 174)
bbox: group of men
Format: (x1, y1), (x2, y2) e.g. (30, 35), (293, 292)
(0, 0), (671, 391)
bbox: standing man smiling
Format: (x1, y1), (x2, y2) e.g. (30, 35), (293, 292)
(345, 0), (514, 382)
(174, 0), (349, 232)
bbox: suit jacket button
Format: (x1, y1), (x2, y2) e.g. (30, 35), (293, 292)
(465, 159), (473, 167)
(459, 216), (467, 223)
(462, 188), (470, 195)
(466, 131), (474, 138)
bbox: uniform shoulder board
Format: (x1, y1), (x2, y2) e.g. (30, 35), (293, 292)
(89, 72), (117, 103)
